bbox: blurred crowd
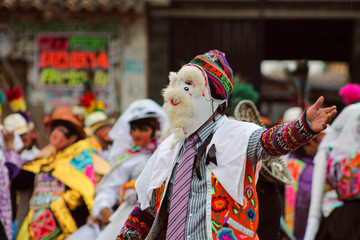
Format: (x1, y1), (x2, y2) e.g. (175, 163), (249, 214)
(0, 55), (360, 240)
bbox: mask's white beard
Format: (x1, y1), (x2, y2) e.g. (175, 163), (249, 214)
(163, 85), (221, 148)
(163, 86), (194, 148)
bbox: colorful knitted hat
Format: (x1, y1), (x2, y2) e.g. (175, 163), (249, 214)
(188, 50), (233, 101)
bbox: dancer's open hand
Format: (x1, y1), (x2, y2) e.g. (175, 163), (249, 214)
(306, 96), (337, 132)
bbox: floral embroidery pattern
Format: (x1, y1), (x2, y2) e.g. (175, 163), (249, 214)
(212, 196), (229, 213)
(246, 208), (256, 221)
(330, 149), (360, 200)
(120, 206), (154, 240)
(116, 225), (141, 240)
(153, 181), (166, 215)
(247, 175), (253, 184)
(217, 228), (237, 240)
(245, 185), (253, 200)
(211, 158), (259, 239)
(212, 220), (222, 233)
(151, 159), (259, 239)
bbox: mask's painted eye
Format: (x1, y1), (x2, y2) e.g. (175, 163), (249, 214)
(185, 80), (192, 85)
(184, 86), (189, 91)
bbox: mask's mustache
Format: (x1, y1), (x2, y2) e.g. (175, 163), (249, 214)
(171, 98), (180, 106)
(162, 86), (187, 107)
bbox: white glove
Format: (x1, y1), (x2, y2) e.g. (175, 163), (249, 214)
(123, 188), (137, 205)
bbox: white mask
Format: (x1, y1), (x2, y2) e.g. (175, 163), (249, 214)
(163, 65), (224, 148)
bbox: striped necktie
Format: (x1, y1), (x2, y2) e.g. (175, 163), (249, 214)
(166, 133), (199, 239)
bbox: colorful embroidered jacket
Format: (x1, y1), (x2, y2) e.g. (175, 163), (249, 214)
(327, 147), (360, 200)
(87, 136), (103, 152)
(117, 114), (315, 240)
(18, 139), (106, 240)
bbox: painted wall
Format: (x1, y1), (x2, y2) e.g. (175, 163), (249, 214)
(121, 18), (148, 112)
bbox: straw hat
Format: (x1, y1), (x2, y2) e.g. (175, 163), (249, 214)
(84, 111), (115, 133)
(283, 107), (303, 123)
(44, 107), (86, 139)
(4, 113), (34, 135)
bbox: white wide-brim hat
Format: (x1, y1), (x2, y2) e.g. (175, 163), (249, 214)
(4, 113), (34, 135)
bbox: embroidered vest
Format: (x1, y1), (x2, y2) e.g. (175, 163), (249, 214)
(153, 158), (259, 240)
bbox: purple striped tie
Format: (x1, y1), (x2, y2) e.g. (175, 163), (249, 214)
(166, 133), (199, 239)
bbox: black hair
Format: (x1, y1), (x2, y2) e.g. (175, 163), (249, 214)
(51, 120), (80, 141)
(129, 117), (160, 139)
(217, 102), (228, 115)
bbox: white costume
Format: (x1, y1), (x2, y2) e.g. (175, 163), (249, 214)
(304, 103), (360, 240)
(93, 151), (155, 217)
(107, 99), (168, 166)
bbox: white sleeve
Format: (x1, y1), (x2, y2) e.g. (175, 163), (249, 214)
(304, 148), (328, 240)
(91, 162), (131, 217)
(91, 154), (150, 217)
